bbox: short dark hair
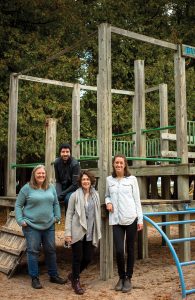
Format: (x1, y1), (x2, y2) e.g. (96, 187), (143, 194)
(59, 143), (71, 154)
(78, 170), (96, 187)
(112, 154), (131, 177)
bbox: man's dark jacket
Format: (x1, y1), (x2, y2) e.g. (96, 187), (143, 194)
(54, 156), (80, 201)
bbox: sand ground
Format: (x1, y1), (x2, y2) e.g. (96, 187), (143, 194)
(0, 211), (195, 300)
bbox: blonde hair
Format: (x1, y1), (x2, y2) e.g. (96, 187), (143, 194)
(29, 164), (49, 190)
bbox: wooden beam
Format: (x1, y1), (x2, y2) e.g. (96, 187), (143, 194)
(174, 50), (188, 164)
(45, 118), (57, 184)
(133, 60), (147, 259)
(72, 84), (80, 159)
(161, 133), (176, 141)
(7, 74), (18, 198)
(159, 83), (171, 243)
(97, 23), (113, 280)
(145, 86), (159, 93)
(133, 60), (146, 168)
(0, 227), (24, 237)
(80, 84), (97, 91)
(161, 132), (195, 144)
(86, 164), (195, 177)
(0, 197), (16, 208)
(0, 245), (23, 256)
(19, 74), (135, 95)
(141, 199), (190, 205)
(130, 164), (195, 176)
(18, 73), (163, 97)
(159, 84), (169, 161)
(111, 88), (134, 96)
(174, 48), (190, 261)
(18, 74), (74, 88)
(161, 150), (195, 159)
(111, 26), (177, 50)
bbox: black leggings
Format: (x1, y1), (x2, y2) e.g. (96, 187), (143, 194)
(113, 219), (137, 279)
(71, 236), (93, 279)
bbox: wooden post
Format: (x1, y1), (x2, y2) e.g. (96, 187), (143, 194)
(150, 177), (158, 199)
(7, 74), (19, 202)
(133, 60), (148, 258)
(133, 60), (146, 167)
(160, 83), (169, 163)
(97, 23), (113, 280)
(174, 48), (190, 261)
(159, 83), (170, 242)
(72, 84), (80, 159)
(133, 59), (147, 201)
(45, 118), (57, 184)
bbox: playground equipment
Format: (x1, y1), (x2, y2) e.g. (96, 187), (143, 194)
(96, 23), (195, 281)
(144, 209), (195, 299)
(2, 23), (195, 297)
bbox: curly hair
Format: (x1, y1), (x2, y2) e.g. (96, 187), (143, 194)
(78, 170), (96, 187)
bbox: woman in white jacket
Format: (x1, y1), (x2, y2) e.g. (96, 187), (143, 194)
(65, 170), (101, 295)
(105, 154), (143, 293)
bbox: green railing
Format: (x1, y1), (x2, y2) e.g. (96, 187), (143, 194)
(146, 138), (161, 157)
(78, 138), (135, 159)
(78, 138), (161, 159)
(80, 138), (98, 158)
(11, 162), (44, 169)
(12, 122), (195, 168)
(187, 121), (195, 146)
(141, 125), (176, 134)
(77, 124), (177, 160)
(112, 140), (134, 156)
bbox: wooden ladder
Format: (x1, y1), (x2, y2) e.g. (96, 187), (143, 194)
(0, 211), (26, 278)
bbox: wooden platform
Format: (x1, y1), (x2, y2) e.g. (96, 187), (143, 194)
(0, 196), (16, 208)
(141, 199), (192, 213)
(87, 164), (195, 177)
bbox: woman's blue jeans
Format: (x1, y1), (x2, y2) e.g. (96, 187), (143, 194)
(22, 224), (58, 278)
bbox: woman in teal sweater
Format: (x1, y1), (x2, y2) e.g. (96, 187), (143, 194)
(15, 164), (66, 289)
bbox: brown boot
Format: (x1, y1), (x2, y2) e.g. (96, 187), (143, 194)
(73, 278), (85, 295)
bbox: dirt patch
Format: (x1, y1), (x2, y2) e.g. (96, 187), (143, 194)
(0, 210), (195, 300)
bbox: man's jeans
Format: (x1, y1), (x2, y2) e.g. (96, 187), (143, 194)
(64, 192), (73, 212)
(22, 224), (58, 278)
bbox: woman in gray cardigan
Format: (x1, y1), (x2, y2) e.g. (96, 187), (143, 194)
(65, 170), (101, 295)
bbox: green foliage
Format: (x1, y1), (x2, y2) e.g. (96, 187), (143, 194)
(0, 0), (195, 164)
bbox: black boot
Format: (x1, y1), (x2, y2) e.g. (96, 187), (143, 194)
(50, 275), (67, 284)
(32, 277), (42, 289)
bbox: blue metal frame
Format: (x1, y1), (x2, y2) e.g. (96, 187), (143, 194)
(144, 209), (195, 299)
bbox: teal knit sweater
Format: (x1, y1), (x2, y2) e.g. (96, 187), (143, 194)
(15, 183), (61, 230)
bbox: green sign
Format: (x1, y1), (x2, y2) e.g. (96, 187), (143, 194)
(182, 44), (195, 58)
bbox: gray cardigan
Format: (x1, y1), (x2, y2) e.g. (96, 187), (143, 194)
(65, 187), (101, 247)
